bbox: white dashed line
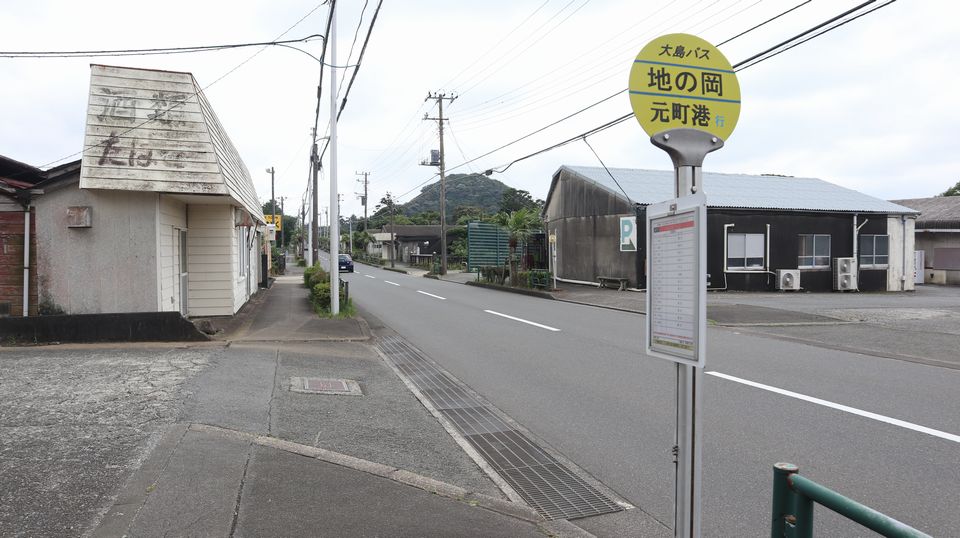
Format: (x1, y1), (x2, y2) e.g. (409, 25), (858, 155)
(484, 310), (560, 332)
(364, 274), (376, 279)
(706, 371), (960, 444)
(417, 290), (446, 300)
(385, 281), (400, 286)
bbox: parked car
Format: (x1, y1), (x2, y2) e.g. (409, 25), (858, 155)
(338, 254), (354, 273)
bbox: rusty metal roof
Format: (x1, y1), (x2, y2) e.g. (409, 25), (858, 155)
(561, 166), (918, 215)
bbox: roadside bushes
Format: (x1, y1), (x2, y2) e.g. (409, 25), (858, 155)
(303, 262), (350, 314)
(303, 263), (329, 288)
(479, 265), (509, 285)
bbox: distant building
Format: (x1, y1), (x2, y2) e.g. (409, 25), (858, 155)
(370, 225), (442, 263)
(0, 155), (44, 316)
(30, 65), (265, 316)
(891, 196), (960, 285)
(543, 166), (918, 292)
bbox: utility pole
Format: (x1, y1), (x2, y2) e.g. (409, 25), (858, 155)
(328, 1), (340, 315)
(311, 139), (319, 266)
(267, 166), (276, 239)
(388, 192), (396, 268)
(355, 171), (369, 231)
(423, 91), (456, 275)
(279, 196), (285, 249)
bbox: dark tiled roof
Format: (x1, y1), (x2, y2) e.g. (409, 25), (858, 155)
(892, 197), (960, 229)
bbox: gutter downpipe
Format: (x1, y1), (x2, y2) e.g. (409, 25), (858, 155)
(712, 223), (735, 291)
(22, 206), (30, 316)
(853, 214), (868, 291)
(901, 215), (908, 291)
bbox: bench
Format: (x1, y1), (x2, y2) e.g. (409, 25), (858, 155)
(598, 276), (628, 291)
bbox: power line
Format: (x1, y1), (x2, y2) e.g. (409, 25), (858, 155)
(734, 0), (896, 71)
(338, 0), (370, 99)
(317, 0), (384, 162)
(399, 0), (897, 190)
(0, 35), (324, 58)
(715, 0), (811, 47)
(448, 89), (624, 172)
(440, 0), (553, 90)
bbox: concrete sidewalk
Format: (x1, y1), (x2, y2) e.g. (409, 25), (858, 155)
(94, 424), (553, 538)
(89, 262), (580, 537)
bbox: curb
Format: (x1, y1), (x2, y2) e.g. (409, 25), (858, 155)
(381, 266), (409, 274)
(185, 424), (555, 528)
(464, 280), (556, 300)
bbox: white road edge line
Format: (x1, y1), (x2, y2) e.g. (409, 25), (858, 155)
(384, 281), (400, 286)
(417, 290), (446, 300)
(707, 371), (960, 444)
(364, 274), (376, 279)
(484, 310), (560, 332)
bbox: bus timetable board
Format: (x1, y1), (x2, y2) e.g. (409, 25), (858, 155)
(645, 193), (707, 367)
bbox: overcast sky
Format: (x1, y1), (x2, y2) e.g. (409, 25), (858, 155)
(2, 0), (956, 220)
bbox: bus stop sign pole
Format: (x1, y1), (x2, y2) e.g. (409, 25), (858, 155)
(653, 128), (722, 538)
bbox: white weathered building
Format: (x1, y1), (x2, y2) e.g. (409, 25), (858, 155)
(34, 65), (264, 317)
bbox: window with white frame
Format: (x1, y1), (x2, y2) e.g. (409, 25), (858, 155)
(727, 233), (765, 270)
(859, 234), (889, 267)
(798, 234), (830, 268)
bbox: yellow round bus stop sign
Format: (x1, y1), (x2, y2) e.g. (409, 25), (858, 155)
(629, 34), (740, 141)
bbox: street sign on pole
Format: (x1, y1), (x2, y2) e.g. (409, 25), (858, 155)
(645, 193), (706, 367)
(630, 32), (740, 538)
(629, 33), (741, 141)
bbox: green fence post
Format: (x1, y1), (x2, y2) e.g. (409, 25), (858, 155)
(772, 463), (800, 538)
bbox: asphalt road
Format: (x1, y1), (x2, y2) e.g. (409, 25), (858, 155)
(338, 261), (960, 537)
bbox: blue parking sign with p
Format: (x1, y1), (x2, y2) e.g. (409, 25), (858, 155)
(620, 216), (637, 252)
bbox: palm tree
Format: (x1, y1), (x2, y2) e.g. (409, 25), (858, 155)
(493, 207), (542, 286)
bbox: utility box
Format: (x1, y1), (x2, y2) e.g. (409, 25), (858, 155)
(833, 257), (857, 291)
(776, 269), (801, 291)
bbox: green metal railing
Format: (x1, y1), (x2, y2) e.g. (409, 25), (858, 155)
(771, 463), (931, 538)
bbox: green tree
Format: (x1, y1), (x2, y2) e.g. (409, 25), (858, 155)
(499, 187), (543, 214)
(492, 207), (542, 286)
(410, 211), (440, 225)
(454, 204), (485, 224)
(941, 180), (960, 196)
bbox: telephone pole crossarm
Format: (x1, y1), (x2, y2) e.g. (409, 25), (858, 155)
(423, 91), (457, 275)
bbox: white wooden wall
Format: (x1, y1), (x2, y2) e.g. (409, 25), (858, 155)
(186, 204), (234, 316)
(158, 195), (186, 311)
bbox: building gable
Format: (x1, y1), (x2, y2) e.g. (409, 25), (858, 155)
(79, 65), (263, 221)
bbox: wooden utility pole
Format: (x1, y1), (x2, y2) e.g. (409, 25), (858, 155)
(424, 92), (456, 275)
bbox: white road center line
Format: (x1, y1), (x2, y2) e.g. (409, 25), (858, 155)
(417, 290), (446, 300)
(364, 274), (376, 279)
(484, 310), (560, 332)
(707, 371), (960, 444)
(385, 281), (400, 286)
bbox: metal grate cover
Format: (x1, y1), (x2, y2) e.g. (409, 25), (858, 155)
(377, 335), (622, 521)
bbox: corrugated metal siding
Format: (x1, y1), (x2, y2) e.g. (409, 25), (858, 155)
(80, 65), (263, 221)
(560, 166), (918, 215)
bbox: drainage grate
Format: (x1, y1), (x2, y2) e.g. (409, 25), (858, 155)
(290, 377), (363, 396)
(377, 335), (622, 521)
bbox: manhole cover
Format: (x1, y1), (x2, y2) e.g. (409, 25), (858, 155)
(290, 377), (362, 396)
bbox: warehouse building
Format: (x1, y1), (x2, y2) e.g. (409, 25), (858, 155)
(543, 165), (918, 292)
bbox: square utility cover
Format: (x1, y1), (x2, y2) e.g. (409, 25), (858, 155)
(290, 377), (362, 396)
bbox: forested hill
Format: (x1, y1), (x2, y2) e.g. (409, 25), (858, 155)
(402, 173), (507, 216)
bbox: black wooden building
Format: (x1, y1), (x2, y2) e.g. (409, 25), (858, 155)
(543, 166), (918, 292)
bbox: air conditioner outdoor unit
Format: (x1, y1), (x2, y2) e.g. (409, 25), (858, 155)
(833, 257), (857, 291)
(776, 269), (801, 291)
